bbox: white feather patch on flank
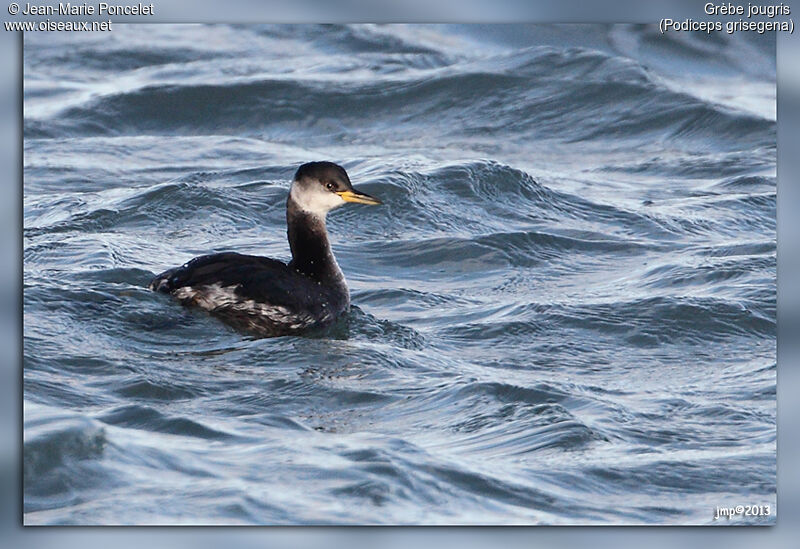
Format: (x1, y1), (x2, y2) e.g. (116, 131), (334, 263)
(173, 284), (322, 331)
(290, 181), (344, 216)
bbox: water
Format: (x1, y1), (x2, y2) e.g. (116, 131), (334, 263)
(23, 24), (776, 525)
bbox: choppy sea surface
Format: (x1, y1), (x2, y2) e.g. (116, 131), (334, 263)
(23, 24), (776, 525)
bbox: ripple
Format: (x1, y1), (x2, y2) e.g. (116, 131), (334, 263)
(99, 405), (237, 440)
(24, 417), (107, 482)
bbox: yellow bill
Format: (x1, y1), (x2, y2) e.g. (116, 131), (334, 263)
(337, 189), (382, 205)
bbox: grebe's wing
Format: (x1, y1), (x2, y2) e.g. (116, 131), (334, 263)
(149, 252), (318, 310)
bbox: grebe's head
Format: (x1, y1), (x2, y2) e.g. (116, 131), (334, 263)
(289, 161), (381, 216)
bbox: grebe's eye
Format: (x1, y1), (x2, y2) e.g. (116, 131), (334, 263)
(325, 182), (334, 190)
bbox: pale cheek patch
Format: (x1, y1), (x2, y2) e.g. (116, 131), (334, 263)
(290, 182), (344, 216)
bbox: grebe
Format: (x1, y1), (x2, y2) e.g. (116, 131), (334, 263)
(149, 161), (381, 336)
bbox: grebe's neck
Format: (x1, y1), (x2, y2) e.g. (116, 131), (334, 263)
(286, 197), (344, 283)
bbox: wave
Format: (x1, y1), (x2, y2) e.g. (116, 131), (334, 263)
(25, 41), (773, 155)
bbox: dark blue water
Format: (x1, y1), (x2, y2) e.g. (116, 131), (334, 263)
(23, 24), (776, 524)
